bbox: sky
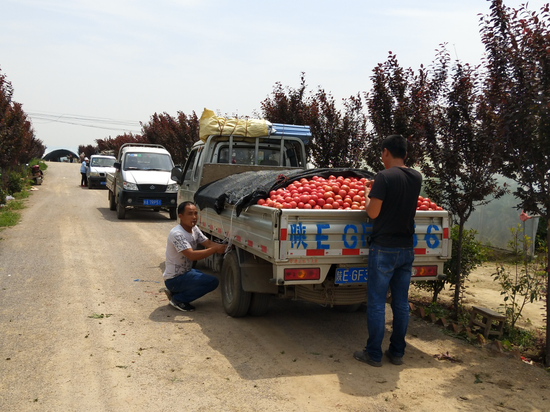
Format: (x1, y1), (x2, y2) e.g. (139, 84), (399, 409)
(1, 0), (548, 151)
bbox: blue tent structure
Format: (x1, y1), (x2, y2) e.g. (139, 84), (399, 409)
(42, 147), (79, 162)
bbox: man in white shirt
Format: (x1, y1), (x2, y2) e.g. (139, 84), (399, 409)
(162, 201), (226, 312)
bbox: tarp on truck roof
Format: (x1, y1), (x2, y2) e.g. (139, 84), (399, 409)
(200, 109), (269, 141)
(199, 108), (312, 144)
(194, 168), (375, 216)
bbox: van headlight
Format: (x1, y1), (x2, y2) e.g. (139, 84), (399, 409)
(166, 183), (179, 193)
(123, 181), (138, 191)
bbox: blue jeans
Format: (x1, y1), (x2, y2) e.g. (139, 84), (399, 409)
(366, 244), (414, 362)
(165, 269), (219, 304)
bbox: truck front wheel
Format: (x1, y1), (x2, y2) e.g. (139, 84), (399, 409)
(116, 199), (126, 219)
(109, 191), (116, 211)
(169, 207), (177, 220)
(221, 250), (251, 317)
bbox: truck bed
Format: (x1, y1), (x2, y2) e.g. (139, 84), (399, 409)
(198, 203), (450, 281)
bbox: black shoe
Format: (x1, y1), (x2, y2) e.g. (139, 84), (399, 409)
(353, 350), (382, 367)
(385, 350), (404, 365)
(169, 300), (195, 312)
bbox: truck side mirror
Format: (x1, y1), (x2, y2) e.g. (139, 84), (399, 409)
(171, 166), (184, 184)
(114, 162), (121, 170)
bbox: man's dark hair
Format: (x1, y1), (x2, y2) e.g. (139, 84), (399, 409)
(381, 134), (408, 159)
(178, 201), (195, 214)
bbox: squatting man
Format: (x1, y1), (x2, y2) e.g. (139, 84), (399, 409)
(162, 201), (226, 312)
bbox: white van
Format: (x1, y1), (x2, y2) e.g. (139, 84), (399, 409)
(87, 154), (116, 189)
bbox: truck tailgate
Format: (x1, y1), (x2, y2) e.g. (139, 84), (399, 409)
(280, 209), (449, 258)
(198, 204), (281, 262)
(199, 206), (450, 267)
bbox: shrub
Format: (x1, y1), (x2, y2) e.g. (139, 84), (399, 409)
(27, 158), (48, 172)
(7, 171), (26, 195)
(413, 225), (487, 304)
(492, 224), (546, 329)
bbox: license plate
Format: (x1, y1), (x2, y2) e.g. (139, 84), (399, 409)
(335, 267), (368, 284)
(100, 181), (106, 185)
(144, 199), (161, 206)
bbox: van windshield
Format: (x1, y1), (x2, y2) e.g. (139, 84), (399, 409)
(124, 153), (173, 171)
(91, 157), (116, 167)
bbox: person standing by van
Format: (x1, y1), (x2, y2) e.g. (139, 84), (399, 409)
(80, 157), (88, 187)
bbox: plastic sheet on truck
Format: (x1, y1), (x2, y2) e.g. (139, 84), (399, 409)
(194, 168), (375, 216)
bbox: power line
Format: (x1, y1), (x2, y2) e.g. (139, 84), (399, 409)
(26, 111), (142, 133)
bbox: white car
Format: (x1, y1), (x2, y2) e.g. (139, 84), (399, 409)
(87, 155), (116, 189)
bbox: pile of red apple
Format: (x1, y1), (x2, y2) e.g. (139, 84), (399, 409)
(256, 175), (443, 211)
(417, 196), (443, 211)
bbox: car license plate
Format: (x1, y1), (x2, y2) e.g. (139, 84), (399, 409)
(144, 199), (161, 206)
(335, 267), (368, 284)
(100, 181), (106, 185)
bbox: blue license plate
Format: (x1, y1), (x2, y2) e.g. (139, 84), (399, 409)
(335, 267), (368, 284)
(144, 199), (161, 206)
(100, 181), (106, 185)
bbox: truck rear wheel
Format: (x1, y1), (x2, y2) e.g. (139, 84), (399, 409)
(116, 200), (126, 219)
(247, 293), (271, 316)
(109, 191), (116, 211)
(221, 250), (251, 317)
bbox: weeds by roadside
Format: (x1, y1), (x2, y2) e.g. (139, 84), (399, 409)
(0, 165), (36, 230)
(0, 189), (30, 228)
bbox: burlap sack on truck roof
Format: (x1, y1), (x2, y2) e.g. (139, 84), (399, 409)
(199, 109), (270, 142)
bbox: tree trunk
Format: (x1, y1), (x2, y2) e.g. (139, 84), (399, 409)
(432, 280), (446, 304)
(545, 220), (550, 367)
(453, 221), (465, 319)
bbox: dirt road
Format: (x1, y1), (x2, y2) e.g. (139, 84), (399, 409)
(0, 162), (548, 412)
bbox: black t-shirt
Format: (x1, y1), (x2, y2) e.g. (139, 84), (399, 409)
(368, 166), (422, 248)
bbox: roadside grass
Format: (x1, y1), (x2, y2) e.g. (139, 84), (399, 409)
(0, 186), (31, 229)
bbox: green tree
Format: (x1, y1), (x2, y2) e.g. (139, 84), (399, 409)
(364, 52), (429, 170)
(366, 51), (504, 317)
(95, 133), (148, 159)
(422, 57), (505, 317)
(0, 68), (43, 171)
(480, 0), (550, 365)
(260, 73), (368, 168)
(78, 144), (97, 160)
(140, 111), (199, 166)
(259, 73), (312, 126)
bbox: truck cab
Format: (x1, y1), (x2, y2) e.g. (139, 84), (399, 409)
(178, 123), (309, 203)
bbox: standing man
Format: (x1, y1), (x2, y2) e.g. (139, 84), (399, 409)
(162, 201), (226, 312)
(354, 135), (422, 367)
(80, 157), (88, 187)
